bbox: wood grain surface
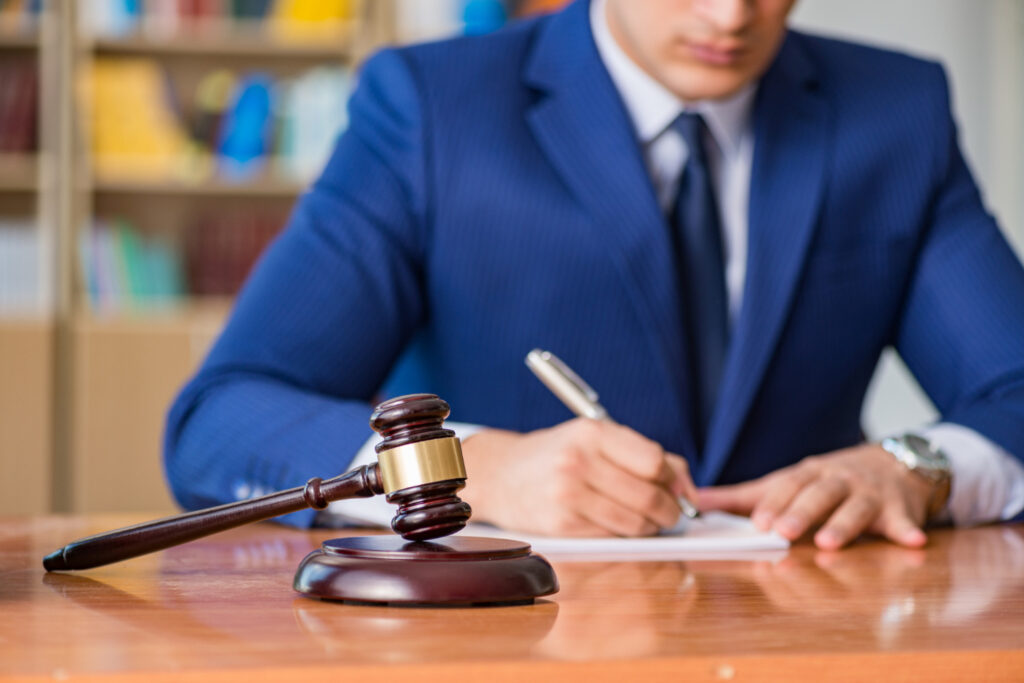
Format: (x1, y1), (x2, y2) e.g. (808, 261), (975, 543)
(2, 516), (1022, 681)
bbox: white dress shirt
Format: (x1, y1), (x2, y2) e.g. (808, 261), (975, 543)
(325, 0), (1024, 527)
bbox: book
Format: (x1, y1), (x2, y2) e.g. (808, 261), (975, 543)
(86, 58), (191, 180)
(268, 0), (355, 43)
(185, 210), (282, 296)
(79, 0), (352, 40)
(0, 0), (43, 34)
(0, 218), (43, 315)
(0, 61), (38, 154)
(79, 219), (187, 311)
(86, 56), (351, 185)
(274, 66), (350, 181)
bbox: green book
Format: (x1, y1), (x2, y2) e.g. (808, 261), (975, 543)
(113, 220), (146, 308)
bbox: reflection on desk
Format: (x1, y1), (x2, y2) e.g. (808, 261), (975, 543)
(2, 516), (1023, 680)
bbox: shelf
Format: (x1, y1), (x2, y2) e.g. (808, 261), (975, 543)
(0, 33), (38, 50)
(89, 28), (354, 60)
(0, 154), (37, 192)
(76, 296), (232, 328)
(92, 173), (305, 198)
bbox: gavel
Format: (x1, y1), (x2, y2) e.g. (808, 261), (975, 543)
(43, 394), (473, 572)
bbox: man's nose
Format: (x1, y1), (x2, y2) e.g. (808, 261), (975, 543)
(696, 0), (754, 34)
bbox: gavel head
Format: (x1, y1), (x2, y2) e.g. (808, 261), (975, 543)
(370, 394), (473, 542)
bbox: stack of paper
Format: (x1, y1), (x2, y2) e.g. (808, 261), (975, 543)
(467, 511), (789, 562)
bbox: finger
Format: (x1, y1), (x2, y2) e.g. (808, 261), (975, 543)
(697, 478), (771, 515)
(876, 504), (927, 548)
(813, 493), (882, 551)
(750, 467), (818, 531)
(551, 512), (618, 538)
(773, 476), (850, 541)
(574, 483), (661, 537)
(593, 421), (669, 482)
(547, 472), (646, 537)
(664, 454), (699, 506)
(583, 452), (682, 529)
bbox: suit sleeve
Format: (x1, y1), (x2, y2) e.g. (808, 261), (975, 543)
(894, 64), (1024, 522)
(163, 49), (431, 526)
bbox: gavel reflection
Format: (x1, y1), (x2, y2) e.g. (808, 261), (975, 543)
(44, 394), (472, 572)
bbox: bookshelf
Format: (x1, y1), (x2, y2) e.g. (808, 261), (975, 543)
(2, 0), (405, 516)
(92, 173), (304, 197)
(90, 33), (355, 59)
(0, 33), (38, 50)
(0, 0), (523, 516)
(49, 0), (396, 514)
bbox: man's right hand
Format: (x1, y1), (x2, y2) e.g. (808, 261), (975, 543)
(459, 419), (698, 537)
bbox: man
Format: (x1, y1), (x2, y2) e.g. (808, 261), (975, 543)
(165, 0), (1024, 550)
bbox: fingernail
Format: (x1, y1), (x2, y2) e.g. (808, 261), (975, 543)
(752, 512), (773, 529)
(776, 516), (802, 537)
(904, 529), (927, 546)
(816, 530), (838, 548)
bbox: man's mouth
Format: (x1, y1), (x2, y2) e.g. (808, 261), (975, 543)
(686, 41), (746, 66)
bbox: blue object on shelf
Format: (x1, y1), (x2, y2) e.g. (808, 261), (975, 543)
(217, 74), (274, 182)
(463, 0), (506, 36)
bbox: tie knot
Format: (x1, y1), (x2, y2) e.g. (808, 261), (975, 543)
(672, 111), (705, 146)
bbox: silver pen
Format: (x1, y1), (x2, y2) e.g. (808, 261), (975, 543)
(525, 349), (701, 519)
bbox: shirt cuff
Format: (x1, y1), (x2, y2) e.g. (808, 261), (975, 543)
(918, 423), (1024, 526)
(323, 422), (486, 528)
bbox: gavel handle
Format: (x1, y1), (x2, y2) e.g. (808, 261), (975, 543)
(43, 464), (385, 571)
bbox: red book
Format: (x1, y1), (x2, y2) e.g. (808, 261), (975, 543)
(12, 65), (38, 152)
(0, 64), (15, 152)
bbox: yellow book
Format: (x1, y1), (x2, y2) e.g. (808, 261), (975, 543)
(268, 0), (356, 43)
(83, 58), (191, 182)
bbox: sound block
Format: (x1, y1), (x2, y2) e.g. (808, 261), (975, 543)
(293, 535), (558, 606)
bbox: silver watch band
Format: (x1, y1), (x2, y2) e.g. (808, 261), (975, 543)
(880, 434), (951, 484)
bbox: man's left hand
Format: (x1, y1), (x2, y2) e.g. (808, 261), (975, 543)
(698, 444), (947, 550)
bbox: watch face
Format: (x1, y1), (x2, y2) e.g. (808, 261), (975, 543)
(903, 434), (932, 454)
(903, 434), (951, 476)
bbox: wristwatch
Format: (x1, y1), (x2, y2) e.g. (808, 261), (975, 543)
(879, 433), (952, 519)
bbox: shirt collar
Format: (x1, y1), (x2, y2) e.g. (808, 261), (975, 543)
(590, 0), (756, 155)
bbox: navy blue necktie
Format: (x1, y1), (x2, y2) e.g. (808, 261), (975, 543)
(671, 113), (729, 450)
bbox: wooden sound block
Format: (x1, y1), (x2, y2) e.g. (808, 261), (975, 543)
(293, 536), (559, 606)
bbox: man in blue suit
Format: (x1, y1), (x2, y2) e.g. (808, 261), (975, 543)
(165, 0), (1024, 549)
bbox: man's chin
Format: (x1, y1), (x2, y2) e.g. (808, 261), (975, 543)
(659, 65), (757, 102)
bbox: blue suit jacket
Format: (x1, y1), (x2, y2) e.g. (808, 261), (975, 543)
(165, 0), (1024, 524)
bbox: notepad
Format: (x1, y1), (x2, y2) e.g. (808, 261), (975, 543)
(465, 511), (789, 562)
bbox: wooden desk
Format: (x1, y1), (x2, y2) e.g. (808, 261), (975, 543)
(2, 517), (1022, 681)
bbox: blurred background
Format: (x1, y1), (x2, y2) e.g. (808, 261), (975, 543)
(0, 0), (1021, 516)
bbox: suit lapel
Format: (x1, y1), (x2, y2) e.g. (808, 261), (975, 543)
(700, 33), (832, 484)
(523, 0), (698, 457)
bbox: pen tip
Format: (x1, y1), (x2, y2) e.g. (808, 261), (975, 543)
(43, 548), (68, 571)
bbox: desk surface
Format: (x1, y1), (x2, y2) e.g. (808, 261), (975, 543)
(2, 516), (1023, 682)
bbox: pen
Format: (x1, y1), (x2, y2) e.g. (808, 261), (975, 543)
(525, 349), (701, 519)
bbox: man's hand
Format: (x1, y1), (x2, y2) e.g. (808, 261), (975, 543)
(460, 419), (698, 537)
(698, 444), (946, 550)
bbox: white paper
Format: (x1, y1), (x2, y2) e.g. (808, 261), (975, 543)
(465, 511), (789, 562)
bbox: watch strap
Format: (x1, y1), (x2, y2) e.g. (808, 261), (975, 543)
(880, 434), (952, 520)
